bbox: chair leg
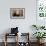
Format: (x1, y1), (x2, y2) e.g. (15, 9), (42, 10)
(4, 41), (7, 46)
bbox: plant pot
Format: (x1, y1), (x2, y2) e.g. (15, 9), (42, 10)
(37, 39), (45, 44)
(40, 38), (45, 43)
(37, 39), (40, 43)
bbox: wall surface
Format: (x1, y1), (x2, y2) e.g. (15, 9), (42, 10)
(0, 0), (36, 42)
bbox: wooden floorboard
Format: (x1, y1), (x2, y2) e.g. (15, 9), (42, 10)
(0, 42), (46, 46)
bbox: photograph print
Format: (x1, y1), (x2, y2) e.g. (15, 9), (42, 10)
(10, 8), (25, 19)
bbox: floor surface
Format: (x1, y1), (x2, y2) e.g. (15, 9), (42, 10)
(0, 42), (46, 46)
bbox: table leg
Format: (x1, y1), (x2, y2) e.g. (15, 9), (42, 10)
(4, 34), (7, 46)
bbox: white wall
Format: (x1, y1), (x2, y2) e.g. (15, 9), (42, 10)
(0, 0), (36, 42)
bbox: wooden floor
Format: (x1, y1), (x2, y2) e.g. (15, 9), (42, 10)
(0, 42), (46, 46)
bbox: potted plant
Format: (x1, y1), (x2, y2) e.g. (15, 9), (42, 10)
(33, 32), (46, 43)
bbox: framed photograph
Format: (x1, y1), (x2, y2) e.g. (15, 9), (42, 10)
(10, 8), (25, 19)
